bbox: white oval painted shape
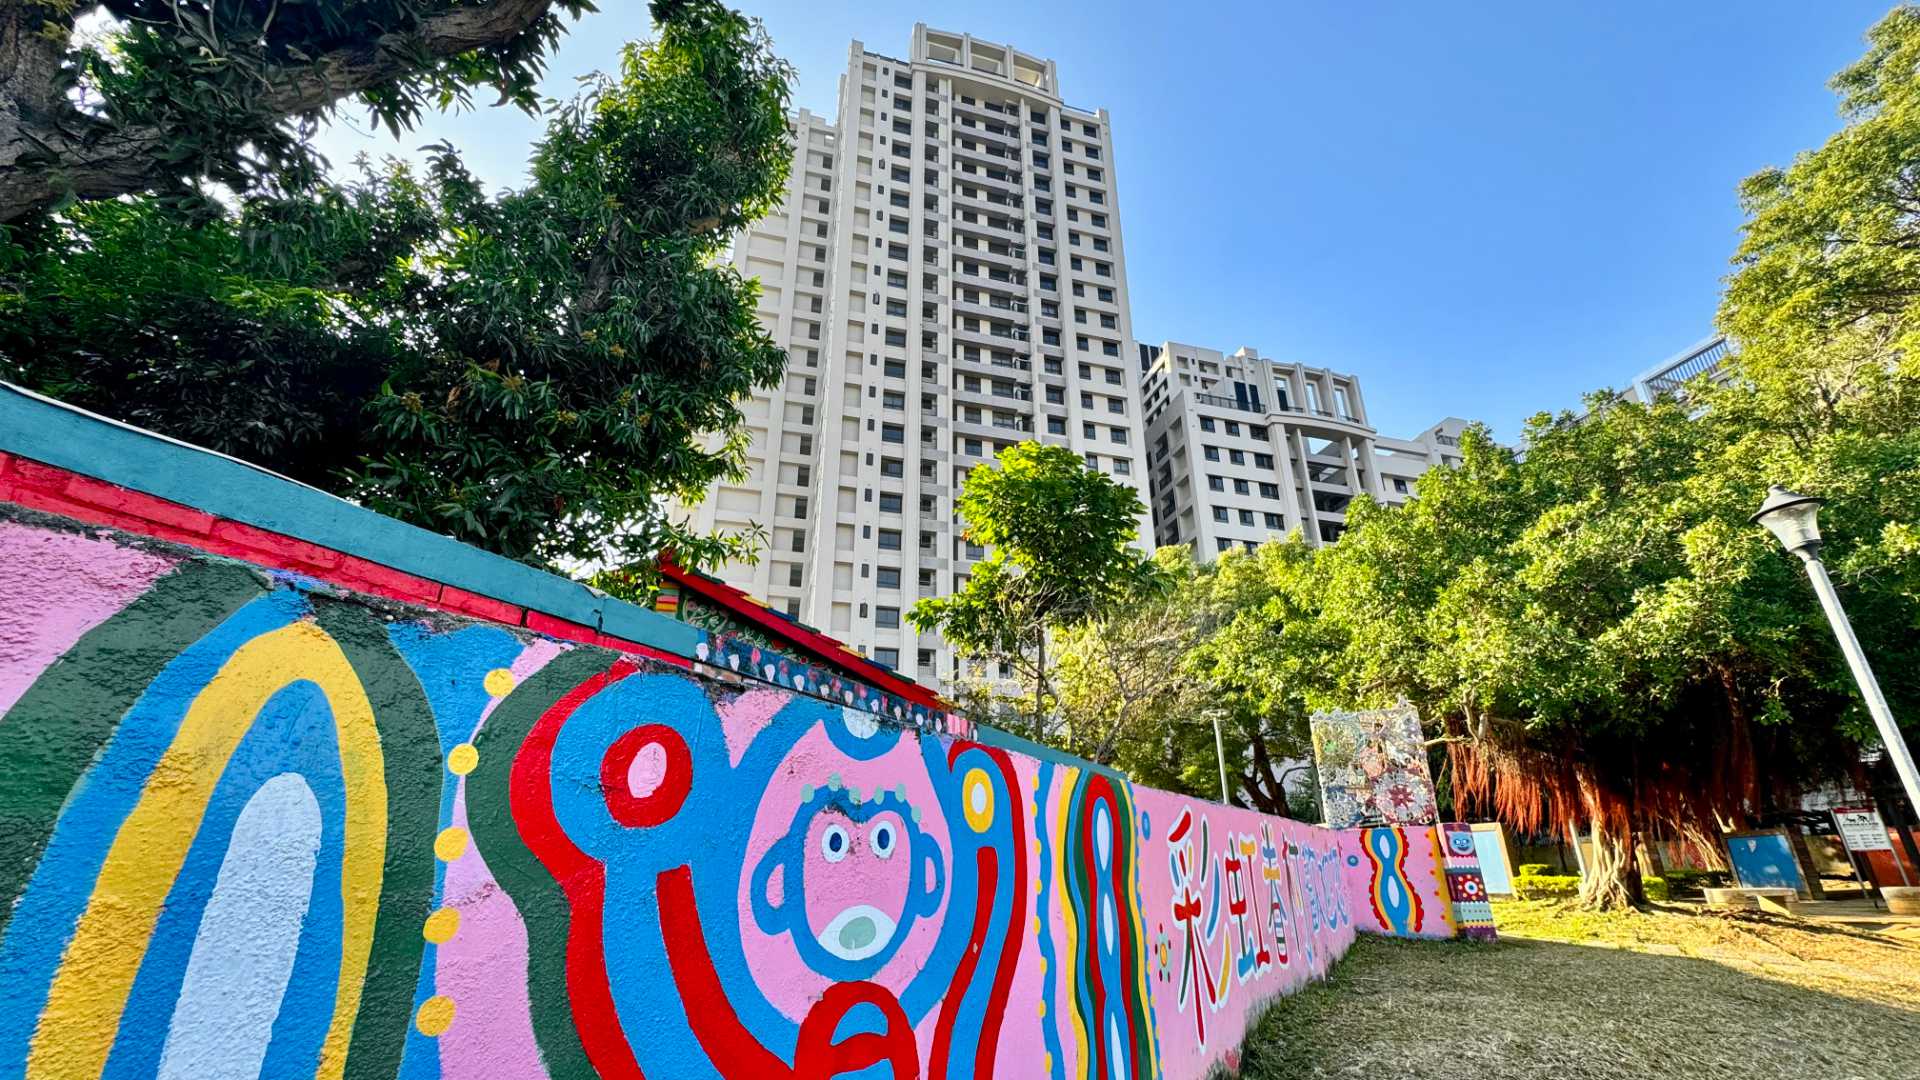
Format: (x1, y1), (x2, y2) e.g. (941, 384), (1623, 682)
(157, 772), (323, 1080)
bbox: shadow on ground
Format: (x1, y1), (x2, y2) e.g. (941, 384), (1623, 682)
(1234, 934), (1920, 1080)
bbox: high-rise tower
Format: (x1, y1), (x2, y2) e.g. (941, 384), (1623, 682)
(680, 26), (1150, 690)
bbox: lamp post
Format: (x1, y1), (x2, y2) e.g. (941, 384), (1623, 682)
(1751, 486), (1920, 817)
(1210, 711), (1231, 806)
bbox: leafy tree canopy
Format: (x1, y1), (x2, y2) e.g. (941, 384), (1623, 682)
(3, 0), (795, 576)
(909, 441), (1155, 736)
(0, 0), (592, 223)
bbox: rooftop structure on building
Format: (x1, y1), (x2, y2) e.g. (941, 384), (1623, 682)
(1140, 340), (1475, 557)
(1624, 334), (1735, 403)
(672, 25), (1148, 692)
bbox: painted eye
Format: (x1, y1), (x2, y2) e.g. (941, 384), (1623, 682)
(869, 821), (897, 859)
(821, 825), (850, 863)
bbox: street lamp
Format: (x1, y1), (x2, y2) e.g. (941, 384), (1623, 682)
(1752, 485), (1920, 817)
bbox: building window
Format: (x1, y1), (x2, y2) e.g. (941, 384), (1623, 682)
(1264, 513), (1284, 529)
(1212, 506), (1229, 523)
(1203, 446), (1220, 462)
(879, 492), (903, 513)
(1208, 476), (1225, 492)
(876, 566), (901, 589)
(1199, 417), (1216, 433)
(1254, 452), (1274, 469)
(1394, 478), (1410, 494)
(873, 647), (900, 668)
(1239, 509), (1255, 526)
(878, 529), (902, 550)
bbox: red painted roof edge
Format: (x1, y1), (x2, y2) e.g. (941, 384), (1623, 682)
(657, 559), (949, 711)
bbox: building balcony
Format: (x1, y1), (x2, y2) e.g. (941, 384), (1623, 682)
(952, 117), (1023, 148)
(955, 165), (1023, 195)
(951, 214), (1027, 245)
(951, 138), (1024, 170)
(950, 186), (1023, 214)
(950, 265), (1028, 293)
(959, 243), (1027, 270)
(952, 292), (1029, 319)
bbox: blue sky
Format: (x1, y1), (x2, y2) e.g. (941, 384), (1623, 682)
(315, 1), (1891, 440)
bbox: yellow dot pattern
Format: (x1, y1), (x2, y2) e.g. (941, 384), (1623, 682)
(962, 768), (994, 833)
(483, 668), (516, 697)
(434, 827), (469, 862)
(415, 995), (456, 1037)
(423, 907), (461, 944)
(446, 743), (479, 776)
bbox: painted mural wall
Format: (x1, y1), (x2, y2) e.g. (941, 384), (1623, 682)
(0, 510), (1379, 1080)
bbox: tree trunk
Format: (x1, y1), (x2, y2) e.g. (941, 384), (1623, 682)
(1577, 818), (1645, 910)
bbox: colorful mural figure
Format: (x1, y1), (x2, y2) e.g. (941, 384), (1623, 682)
(0, 506), (1437, 1080)
(1308, 704), (1439, 830)
(1357, 826), (1425, 936)
(1440, 824), (1498, 942)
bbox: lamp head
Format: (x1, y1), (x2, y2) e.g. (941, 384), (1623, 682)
(1750, 485), (1825, 557)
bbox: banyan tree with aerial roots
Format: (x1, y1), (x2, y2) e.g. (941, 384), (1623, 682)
(1441, 687), (1870, 909)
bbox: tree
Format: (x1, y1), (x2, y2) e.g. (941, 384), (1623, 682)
(1054, 541), (1325, 815)
(1719, 3), (1920, 614)
(1, 0), (590, 224)
(908, 441), (1154, 742)
(1051, 546), (1213, 771)
(1299, 397), (1909, 909)
(4, 0), (796, 574)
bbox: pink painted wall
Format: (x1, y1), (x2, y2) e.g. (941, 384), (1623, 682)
(1343, 825), (1459, 940)
(0, 501), (1452, 1080)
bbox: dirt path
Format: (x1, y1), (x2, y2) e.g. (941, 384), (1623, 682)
(1235, 900), (1920, 1080)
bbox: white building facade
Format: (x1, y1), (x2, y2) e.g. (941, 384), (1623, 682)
(677, 27), (1150, 688)
(1139, 340), (1472, 557)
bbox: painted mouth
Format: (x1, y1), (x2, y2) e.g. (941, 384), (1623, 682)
(817, 904), (899, 961)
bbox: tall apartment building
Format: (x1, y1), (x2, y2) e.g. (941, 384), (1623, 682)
(1139, 340), (1472, 557)
(678, 26), (1150, 689)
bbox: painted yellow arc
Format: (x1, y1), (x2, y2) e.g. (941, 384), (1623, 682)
(28, 620), (388, 1080)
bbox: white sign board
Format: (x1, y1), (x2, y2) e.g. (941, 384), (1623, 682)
(1832, 806), (1892, 852)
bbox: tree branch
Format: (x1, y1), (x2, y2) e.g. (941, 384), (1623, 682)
(0, 0), (560, 223)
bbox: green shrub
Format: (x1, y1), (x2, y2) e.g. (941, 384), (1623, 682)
(1510, 872), (1672, 901)
(1656, 869), (1726, 897)
(1511, 868), (1581, 899)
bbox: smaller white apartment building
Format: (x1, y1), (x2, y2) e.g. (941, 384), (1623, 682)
(1139, 340), (1474, 557)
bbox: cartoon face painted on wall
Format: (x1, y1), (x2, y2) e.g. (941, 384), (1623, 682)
(752, 783), (943, 978)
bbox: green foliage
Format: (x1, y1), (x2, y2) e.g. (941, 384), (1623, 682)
(4, 0), (795, 576)
(909, 442), (1154, 739)
(1, 0), (592, 222)
(1511, 869), (1581, 900)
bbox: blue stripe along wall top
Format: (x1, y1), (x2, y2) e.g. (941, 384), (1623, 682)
(0, 382), (977, 743)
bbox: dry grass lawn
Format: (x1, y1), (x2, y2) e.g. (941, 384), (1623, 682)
(1234, 899), (1920, 1080)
